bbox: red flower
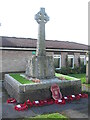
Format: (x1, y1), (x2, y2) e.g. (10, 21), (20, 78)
(75, 94), (81, 100)
(26, 99), (33, 107)
(63, 96), (72, 102)
(46, 99), (54, 105)
(80, 93), (88, 98)
(33, 100), (42, 106)
(14, 103), (28, 111)
(69, 95), (76, 101)
(40, 100), (48, 105)
(7, 98), (16, 103)
(55, 99), (65, 104)
(63, 95), (76, 102)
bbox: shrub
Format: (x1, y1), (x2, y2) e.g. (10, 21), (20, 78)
(80, 65), (86, 73)
(55, 64), (86, 75)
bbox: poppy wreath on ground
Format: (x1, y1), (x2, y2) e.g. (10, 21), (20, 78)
(7, 98), (16, 103)
(33, 100), (43, 107)
(14, 102), (28, 111)
(39, 100), (45, 105)
(63, 95), (76, 102)
(26, 99), (33, 107)
(33, 99), (54, 107)
(39, 99), (51, 105)
(46, 98), (54, 105)
(75, 94), (81, 100)
(63, 96), (68, 100)
(37, 100), (45, 106)
(69, 95), (76, 101)
(63, 96), (72, 102)
(39, 99), (50, 106)
(55, 99), (66, 105)
(79, 93), (88, 98)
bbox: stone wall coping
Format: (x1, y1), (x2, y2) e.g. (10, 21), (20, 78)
(5, 74), (22, 85)
(4, 74), (81, 92)
(4, 74), (22, 92)
(23, 79), (81, 91)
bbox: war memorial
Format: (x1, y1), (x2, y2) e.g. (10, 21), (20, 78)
(4, 8), (81, 103)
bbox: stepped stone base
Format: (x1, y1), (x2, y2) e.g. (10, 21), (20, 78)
(3, 74), (82, 103)
(25, 56), (55, 79)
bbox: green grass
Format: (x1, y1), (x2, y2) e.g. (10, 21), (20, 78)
(34, 113), (68, 119)
(83, 83), (90, 87)
(68, 73), (86, 84)
(9, 73), (34, 84)
(55, 73), (76, 80)
(87, 84), (90, 87)
(55, 72), (90, 89)
(23, 113), (69, 119)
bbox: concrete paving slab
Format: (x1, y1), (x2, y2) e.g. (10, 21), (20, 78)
(31, 99), (88, 117)
(64, 109), (88, 118)
(2, 103), (37, 119)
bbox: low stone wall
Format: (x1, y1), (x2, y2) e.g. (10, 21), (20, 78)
(3, 74), (82, 103)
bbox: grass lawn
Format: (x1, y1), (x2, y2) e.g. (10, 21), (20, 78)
(9, 73), (34, 84)
(55, 73), (76, 80)
(68, 73), (86, 84)
(55, 73), (90, 87)
(22, 113), (69, 119)
(87, 84), (90, 87)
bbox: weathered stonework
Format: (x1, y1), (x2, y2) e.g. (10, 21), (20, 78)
(25, 8), (54, 79)
(35, 8), (49, 56)
(26, 56), (55, 79)
(4, 74), (82, 103)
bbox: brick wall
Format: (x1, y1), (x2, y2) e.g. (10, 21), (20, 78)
(61, 52), (68, 67)
(1, 50), (32, 72)
(1, 50), (54, 73)
(74, 53), (80, 66)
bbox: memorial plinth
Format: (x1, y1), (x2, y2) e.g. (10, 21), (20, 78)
(4, 74), (81, 103)
(26, 56), (55, 79)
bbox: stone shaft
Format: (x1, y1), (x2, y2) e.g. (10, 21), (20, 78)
(35, 8), (49, 56)
(37, 22), (46, 56)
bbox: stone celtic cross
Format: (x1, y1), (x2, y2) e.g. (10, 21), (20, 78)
(35, 8), (49, 56)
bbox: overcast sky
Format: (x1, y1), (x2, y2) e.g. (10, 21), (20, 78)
(0, 0), (89, 45)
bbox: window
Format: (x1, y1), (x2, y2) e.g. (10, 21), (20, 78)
(54, 55), (61, 69)
(80, 55), (86, 65)
(68, 55), (74, 68)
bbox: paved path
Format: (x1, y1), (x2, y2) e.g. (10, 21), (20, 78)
(0, 81), (89, 119)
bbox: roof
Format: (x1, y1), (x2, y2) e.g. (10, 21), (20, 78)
(0, 36), (88, 50)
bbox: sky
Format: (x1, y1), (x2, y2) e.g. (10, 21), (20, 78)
(0, 0), (89, 45)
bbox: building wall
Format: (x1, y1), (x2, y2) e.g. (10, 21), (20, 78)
(74, 53), (80, 66)
(1, 50), (32, 72)
(1, 50), (54, 73)
(61, 52), (68, 67)
(0, 49), (86, 79)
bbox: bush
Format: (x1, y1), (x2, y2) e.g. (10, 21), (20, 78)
(55, 65), (86, 75)
(80, 65), (86, 73)
(55, 67), (71, 75)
